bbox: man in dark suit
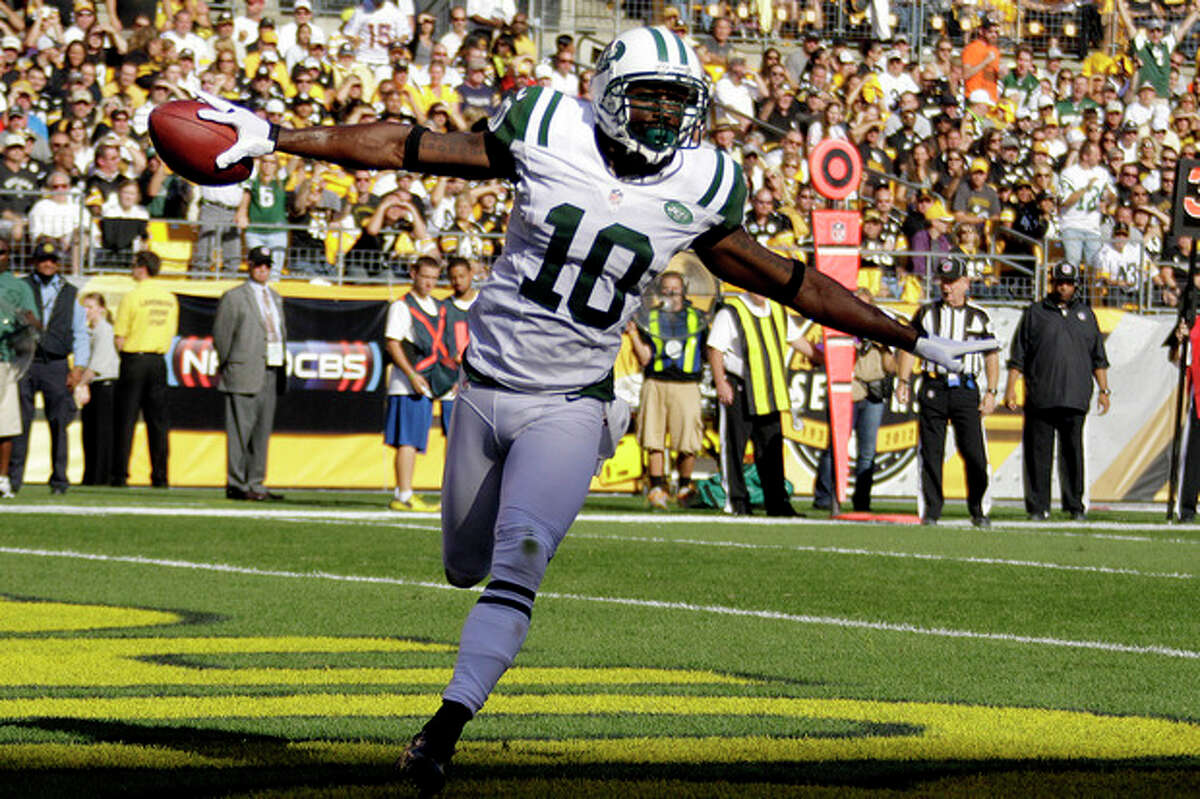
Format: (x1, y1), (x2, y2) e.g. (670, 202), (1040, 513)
(212, 246), (287, 501)
(10, 241), (92, 494)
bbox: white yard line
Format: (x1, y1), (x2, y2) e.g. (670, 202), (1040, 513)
(0, 545), (1196, 660)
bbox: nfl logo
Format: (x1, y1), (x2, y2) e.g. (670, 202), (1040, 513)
(608, 189), (624, 210)
(832, 221), (846, 242)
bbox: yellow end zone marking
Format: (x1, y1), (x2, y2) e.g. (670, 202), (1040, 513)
(0, 598), (182, 633)
(2, 697), (1198, 767)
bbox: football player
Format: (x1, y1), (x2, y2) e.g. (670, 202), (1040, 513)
(196, 25), (995, 796)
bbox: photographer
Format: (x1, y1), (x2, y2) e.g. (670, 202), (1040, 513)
(346, 189), (430, 279)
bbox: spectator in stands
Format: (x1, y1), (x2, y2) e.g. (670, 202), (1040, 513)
(952, 158), (1001, 239)
(439, 6), (470, 61)
(27, 171), (82, 254)
(962, 16), (1002, 103)
(0, 134), (40, 242)
(288, 164), (346, 276)
(908, 200), (954, 290)
(456, 56), (498, 125)
(714, 55), (756, 133)
(98, 178), (148, 265)
(347, 189), (430, 278)
(697, 16), (734, 68)
(236, 155), (288, 279)
(1058, 141), (1115, 270)
(344, 0), (415, 74)
(547, 47), (577, 97)
(1117, 0), (1200, 98)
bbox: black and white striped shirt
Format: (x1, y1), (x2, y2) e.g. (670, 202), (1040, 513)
(911, 300), (995, 378)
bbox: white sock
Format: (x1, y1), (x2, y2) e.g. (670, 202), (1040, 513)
(395, 488), (412, 503)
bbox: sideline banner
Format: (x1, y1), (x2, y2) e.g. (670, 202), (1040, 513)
(169, 295), (389, 433)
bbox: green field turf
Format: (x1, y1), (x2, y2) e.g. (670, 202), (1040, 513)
(0, 488), (1197, 798)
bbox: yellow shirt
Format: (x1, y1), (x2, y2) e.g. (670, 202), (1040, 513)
(114, 279), (179, 354)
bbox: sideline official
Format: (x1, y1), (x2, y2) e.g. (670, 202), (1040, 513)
(112, 251), (179, 487)
(10, 242), (92, 495)
(897, 260), (999, 527)
(213, 246), (287, 501)
(1005, 261), (1110, 521)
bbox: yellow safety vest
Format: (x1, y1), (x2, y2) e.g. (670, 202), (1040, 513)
(726, 296), (790, 415)
(647, 305), (704, 377)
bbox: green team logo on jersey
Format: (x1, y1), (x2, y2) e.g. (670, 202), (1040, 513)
(596, 41), (625, 73)
(664, 200), (692, 225)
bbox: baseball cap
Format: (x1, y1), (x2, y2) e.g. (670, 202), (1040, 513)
(259, 30), (278, 45)
(1052, 262), (1079, 282)
(260, 49), (279, 62)
(1106, 100), (1124, 113)
(1149, 17), (1166, 30)
(338, 43), (354, 56)
(254, 65), (272, 79)
(1, 35), (19, 50)
(968, 88), (993, 106)
(291, 91), (314, 106)
(74, 1), (95, 11)
(247, 245), (272, 265)
(294, 0), (312, 9)
(1112, 222), (1130, 237)
(467, 56), (488, 71)
(970, 157), (989, 173)
(838, 50), (856, 64)
(924, 200), (954, 223)
(33, 241), (61, 261)
(215, 11), (233, 24)
(937, 259), (966, 281)
(4, 133), (25, 148)
(1001, 136), (1019, 149)
(70, 88), (93, 103)
(265, 98), (286, 113)
(534, 63), (553, 79)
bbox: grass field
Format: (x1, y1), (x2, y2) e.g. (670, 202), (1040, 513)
(1, 488), (1198, 798)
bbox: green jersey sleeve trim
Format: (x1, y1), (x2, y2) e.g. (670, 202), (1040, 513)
(698, 153), (725, 208)
(717, 159), (746, 229)
(488, 86), (544, 147)
(537, 92), (564, 147)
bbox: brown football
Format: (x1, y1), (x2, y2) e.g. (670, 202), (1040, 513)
(148, 99), (253, 185)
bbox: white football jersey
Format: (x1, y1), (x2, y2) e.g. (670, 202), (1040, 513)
(469, 87), (745, 394)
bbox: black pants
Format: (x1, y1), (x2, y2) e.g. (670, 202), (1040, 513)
(114, 352), (170, 487)
(1023, 406), (1087, 515)
(10, 358), (74, 491)
(917, 379), (989, 521)
(1181, 408), (1200, 518)
(719, 376), (792, 516)
(81, 380), (116, 486)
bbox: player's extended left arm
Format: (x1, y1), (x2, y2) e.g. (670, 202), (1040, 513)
(695, 228), (997, 372)
(196, 90), (504, 180)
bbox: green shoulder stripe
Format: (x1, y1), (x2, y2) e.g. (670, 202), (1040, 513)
(672, 32), (690, 64)
(718, 160), (747, 229)
(489, 86), (543, 147)
(698, 153), (725, 207)
(537, 92), (564, 147)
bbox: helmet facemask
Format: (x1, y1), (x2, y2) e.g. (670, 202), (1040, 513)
(598, 75), (709, 165)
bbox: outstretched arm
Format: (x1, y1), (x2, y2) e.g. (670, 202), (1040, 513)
(694, 228), (998, 371)
(196, 90), (505, 179)
(695, 228), (919, 352)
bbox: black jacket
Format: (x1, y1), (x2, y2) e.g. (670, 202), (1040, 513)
(1008, 293), (1109, 411)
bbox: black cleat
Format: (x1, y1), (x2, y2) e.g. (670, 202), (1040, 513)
(1069, 511), (1087, 522)
(971, 515), (991, 529)
(396, 732), (452, 798)
(1027, 511), (1051, 522)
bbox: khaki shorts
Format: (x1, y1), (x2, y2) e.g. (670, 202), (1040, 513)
(636, 378), (703, 455)
(0, 362), (20, 437)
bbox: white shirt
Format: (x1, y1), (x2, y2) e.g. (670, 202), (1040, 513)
(28, 196), (83, 242)
(344, 0), (415, 66)
(1096, 241), (1144, 286)
(466, 0), (516, 25)
(713, 74), (757, 124)
(386, 293), (439, 395)
(548, 69), (578, 97)
(162, 30), (214, 66)
(1058, 163), (1112, 231)
(707, 299), (802, 380)
(87, 317), (120, 381)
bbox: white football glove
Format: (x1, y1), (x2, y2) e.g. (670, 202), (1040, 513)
(194, 88), (278, 169)
(914, 334), (1000, 373)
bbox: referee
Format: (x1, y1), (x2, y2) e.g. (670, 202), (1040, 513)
(112, 251), (178, 487)
(897, 260), (999, 527)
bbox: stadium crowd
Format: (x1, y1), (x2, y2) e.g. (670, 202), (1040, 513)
(0, 0), (1197, 307)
